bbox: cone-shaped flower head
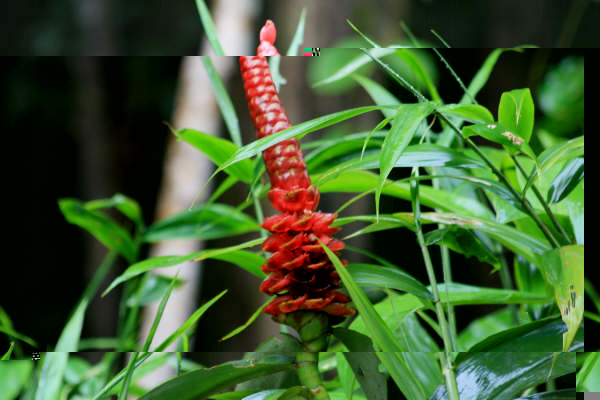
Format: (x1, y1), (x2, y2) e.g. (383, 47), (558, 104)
(240, 21), (355, 317)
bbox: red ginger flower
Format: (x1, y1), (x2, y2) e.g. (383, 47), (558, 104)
(240, 20), (355, 317)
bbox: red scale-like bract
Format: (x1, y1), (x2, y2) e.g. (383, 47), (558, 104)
(240, 20), (355, 317)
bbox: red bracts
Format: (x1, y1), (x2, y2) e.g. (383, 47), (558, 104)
(240, 21), (355, 317)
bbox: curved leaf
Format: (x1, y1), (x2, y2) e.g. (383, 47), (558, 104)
(353, 74), (400, 119)
(176, 129), (253, 183)
(438, 104), (494, 124)
(319, 240), (426, 400)
(138, 361), (292, 400)
(143, 203), (259, 242)
(220, 106), (387, 171)
(541, 245), (584, 351)
(102, 238), (264, 296)
(316, 169), (493, 221)
(347, 263), (432, 299)
(313, 48), (397, 87)
(515, 389), (575, 399)
(376, 102), (435, 215)
(59, 198), (136, 262)
(538, 136), (584, 172)
(546, 158), (584, 204)
(498, 88), (535, 143)
(432, 317), (579, 399)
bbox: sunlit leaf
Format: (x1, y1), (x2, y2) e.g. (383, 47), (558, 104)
(377, 102), (434, 216)
(546, 158), (584, 204)
(143, 203), (259, 242)
(176, 129), (253, 183)
(498, 88), (535, 143)
(541, 245), (584, 351)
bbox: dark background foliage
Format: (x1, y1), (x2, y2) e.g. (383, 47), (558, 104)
(0, 0), (598, 54)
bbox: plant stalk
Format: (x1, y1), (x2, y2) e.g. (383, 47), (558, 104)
(440, 245), (458, 351)
(498, 250), (519, 325)
(510, 154), (573, 245)
(412, 168), (460, 400)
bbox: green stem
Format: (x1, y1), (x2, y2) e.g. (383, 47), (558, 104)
(276, 312), (331, 399)
(440, 245), (458, 351)
(412, 168), (459, 400)
(296, 352), (330, 400)
(498, 250), (519, 325)
(510, 155), (573, 245)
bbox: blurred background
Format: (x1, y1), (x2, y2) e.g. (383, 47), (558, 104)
(0, 0), (587, 386)
(0, 0), (598, 54)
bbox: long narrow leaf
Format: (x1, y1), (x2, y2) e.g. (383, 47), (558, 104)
(92, 290), (227, 400)
(102, 238), (264, 296)
(376, 102), (435, 215)
(138, 361), (293, 400)
(219, 106), (387, 171)
(35, 252), (116, 400)
(319, 240), (426, 400)
(194, 0), (225, 55)
(200, 57), (242, 146)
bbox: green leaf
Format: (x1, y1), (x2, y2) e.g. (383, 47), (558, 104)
(1, 342), (13, 360)
(102, 238), (263, 296)
(515, 389), (576, 399)
(35, 252), (116, 400)
(347, 263), (432, 299)
(138, 360), (292, 400)
(336, 352), (357, 400)
(236, 335), (302, 392)
(220, 106), (387, 171)
(220, 296), (275, 341)
(316, 169), (494, 221)
(59, 198), (136, 262)
(424, 226), (499, 267)
(432, 318), (579, 399)
(538, 136), (584, 173)
(457, 308), (521, 351)
(92, 291), (226, 400)
(200, 57), (242, 146)
(308, 142), (486, 175)
(194, 1), (224, 56)
(498, 88), (535, 143)
(332, 328), (387, 400)
(435, 283), (550, 306)
(353, 74), (400, 119)
(438, 103), (494, 124)
(154, 289), (227, 353)
(313, 48), (397, 87)
(143, 203), (259, 242)
(376, 102), (435, 215)
(462, 122), (537, 159)
(319, 240), (426, 400)
(286, 8), (307, 56)
(393, 49), (441, 102)
(0, 326), (37, 348)
(348, 211), (550, 266)
(210, 250), (266, 279)
(126, 275), (184, 308)
(0, 360), (33, 400)
(85, 193), (144, 228)
(463, 316), (580, 354)
(546, 158), (584, 204)
(176, 129), (253, 183)
(541, 245), (584, 351)
(577, 352), (600, 391)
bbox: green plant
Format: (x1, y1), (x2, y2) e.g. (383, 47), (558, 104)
(0, 10), (586, 400)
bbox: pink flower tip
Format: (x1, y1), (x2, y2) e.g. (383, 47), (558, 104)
(259, 20), (277, 45)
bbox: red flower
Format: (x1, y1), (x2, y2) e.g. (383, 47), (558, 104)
(240, 21), (355, 317)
